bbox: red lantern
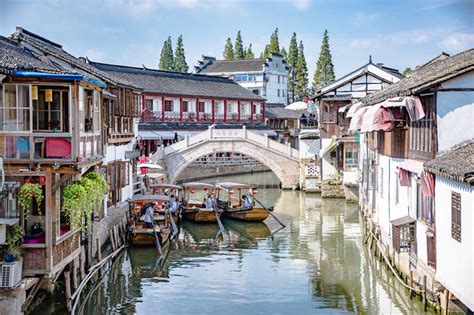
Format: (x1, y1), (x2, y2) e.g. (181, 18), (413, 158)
(39, 176), (46, 186)
(236, 187), (241, 191)
(203, 187), (209, 191)
(252, 188), (258, 195)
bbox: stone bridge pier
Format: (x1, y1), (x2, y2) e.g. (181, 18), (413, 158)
(153, 127), (300, 189)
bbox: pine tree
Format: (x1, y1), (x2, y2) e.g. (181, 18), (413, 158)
(262, 28), (280, 58)
(245, 44), (254, 59)
(234, 31), (244, 60)
(223, 37), (234, 60)
(287, 32), (299, 103)
(173, 35), (188, 73)
(280, 47), (288, 60)
(295, 41), (309, 101)
(159, 36), (174, 71)
(312, 29), (335, 91)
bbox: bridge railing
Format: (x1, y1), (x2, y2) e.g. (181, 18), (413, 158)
(157, 126), (299, 160)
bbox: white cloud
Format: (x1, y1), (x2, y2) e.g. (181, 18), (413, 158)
(85, 48), (107, 62)
(439, 32), (474, 52)
(353, 12), (377, 25)
(293, 0), (312, 10)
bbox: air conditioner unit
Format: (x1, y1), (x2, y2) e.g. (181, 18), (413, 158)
(0, 261), (22, 288)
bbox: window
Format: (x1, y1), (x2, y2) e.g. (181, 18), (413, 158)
(417, 182), (434, 226)
(240, 74), (248, 81)
(322, 103), (336, 122)
(164, 100), (173, 112)
(252, 89), (259, 96)
(277, 89), (280, 97)
(234, 75), (241, 81)
(345, 147), (359, 169)
(409, 95), (435, 158)
(145, 99), (153, 111)
(278, 75), (281, 83)
(379, 167), (384, 197)
(198, 102), (205, 112)
(182, 101), (189, 112)
(451, 191), (461, 242)
(106, 161), (129, 207)
(1, 84), (30, 132)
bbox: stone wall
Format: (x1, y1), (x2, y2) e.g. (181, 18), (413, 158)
(343, 184), (359, 202)
(321, 182), (345, 198)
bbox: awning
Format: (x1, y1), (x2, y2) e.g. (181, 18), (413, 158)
(349, 106), (369, 131)
(390, 215), (416, 227)
(346, 102), (364, 118)
(381, 96), (425, 122)
(338, 104), (349, 113)
(319, 136), (338, 157)
(397, 160), (424, 174)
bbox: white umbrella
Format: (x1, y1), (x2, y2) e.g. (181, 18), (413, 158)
(138, 163), (163, 169)
(286, 101), (308, 110)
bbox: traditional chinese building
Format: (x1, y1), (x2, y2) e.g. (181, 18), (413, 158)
(89, 61), (273, 156)
(312, 58), (403, 198)
(0, 28), (141, 312)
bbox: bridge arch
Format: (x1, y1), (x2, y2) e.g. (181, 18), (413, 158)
(157, 128), (300, 189)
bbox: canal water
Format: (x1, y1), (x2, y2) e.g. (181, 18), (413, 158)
(38, 173), (429, 314)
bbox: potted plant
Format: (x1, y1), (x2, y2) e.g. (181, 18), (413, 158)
(4, 224), (22, 262)
(18, 183), (44, 218)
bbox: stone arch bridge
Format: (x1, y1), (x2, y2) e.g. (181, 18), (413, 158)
(152, 127), (300, 189)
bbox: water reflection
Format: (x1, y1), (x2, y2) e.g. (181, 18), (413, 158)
(77, 189), (428, 315)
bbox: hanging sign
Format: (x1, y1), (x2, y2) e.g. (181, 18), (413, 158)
(45, 89), (53, 102)
(32, 86), (38, 101)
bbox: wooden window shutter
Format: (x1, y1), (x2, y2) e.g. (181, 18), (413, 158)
(392, 225), (400, 253)
(451, 191), (461, 242)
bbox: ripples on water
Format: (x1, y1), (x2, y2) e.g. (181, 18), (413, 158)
(56, 188), (429, 315)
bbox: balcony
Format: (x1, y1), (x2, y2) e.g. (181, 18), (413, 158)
(1, 134), (73, 162)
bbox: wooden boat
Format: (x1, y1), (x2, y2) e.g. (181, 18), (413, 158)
(181, 182), (222, 223)
(131, 194), (178, 223)
(225, 220), (271, 240)
(130, 194), (173, 246)
(216, 182), (269, 222)
(149, 183), (183, 219)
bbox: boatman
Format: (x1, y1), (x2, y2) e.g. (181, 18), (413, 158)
(206, 193), (214, 209)
(143, 203), (155, 229)
(242, 195), (253, 209)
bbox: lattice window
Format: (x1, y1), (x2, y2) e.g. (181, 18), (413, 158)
(451, 191), (461, 242)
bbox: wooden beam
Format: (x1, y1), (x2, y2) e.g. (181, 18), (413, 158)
(21, 276), (44, 312)
(51, 173), (72, 194)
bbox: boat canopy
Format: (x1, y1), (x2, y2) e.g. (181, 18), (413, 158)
(149, 183), (183, 190)
(144, 173), (166, 179)
(181, 182), (215, 188)
(131, 194), (170, 202)
(138, 163), (163, 169)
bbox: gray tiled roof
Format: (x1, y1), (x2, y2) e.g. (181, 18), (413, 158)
(10, 27), (139, 89)
(197, 58), (267, 73)
(0, 36), (73, 74)
(265, 107), (303, 119)
(91, 61), (265, 101)
(362, 49), (474, 106)
(424, 141), (474, 184)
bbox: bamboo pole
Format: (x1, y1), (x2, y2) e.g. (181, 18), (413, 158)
(409, 270), (414, 299)
(109, 231), (116, 251)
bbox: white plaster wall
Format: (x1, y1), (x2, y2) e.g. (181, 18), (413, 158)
(104, 142), (135, 202)
(435, 177), (474, 310)
(437, 71), (474, 151)
(342, 171), (358, 185)
(320, 138), (337, 181)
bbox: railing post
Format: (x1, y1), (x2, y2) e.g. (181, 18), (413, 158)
(265, 133), (269, 148)
(287, 142), (292, 157)
(242, 125), (247, 139)
(185, 135), (189, 147)
(208, 125), (213, 139)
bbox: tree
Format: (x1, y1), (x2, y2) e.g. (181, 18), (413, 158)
(245, 44), (254, 59)
(223, 37), (234, 60)
(295, 41), (309, 101)
(159, 36), (174, 71)
(173, 35), (188, 73)
(234, 31), (244, 60)
(403, 67), (412, 76)
(287, 32), (299, 103)
(262, 28), (280, 58)
(280, 47), (288, 60)
(312, 29), (335, 91)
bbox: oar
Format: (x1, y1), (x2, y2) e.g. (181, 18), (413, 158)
(214, 206), (225, 235)
(167, 208), (179, 239)
(253, 197), (286, 228)
(151, 222), (163, 256)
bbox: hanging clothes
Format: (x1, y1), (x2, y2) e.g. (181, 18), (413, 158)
(398, 168), (412, 186)
(420, 171), (435, 197)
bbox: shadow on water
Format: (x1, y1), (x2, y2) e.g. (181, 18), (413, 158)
(63, 186), (430, 315)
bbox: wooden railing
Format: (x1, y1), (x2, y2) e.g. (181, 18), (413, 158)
(52, 228), (81, 266)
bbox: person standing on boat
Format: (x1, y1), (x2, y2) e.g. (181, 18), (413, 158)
(206, 193), (214, 209)
(169, 194), (178, 213)
(242, 195), (253, 209)
(143, 203), (155, 228)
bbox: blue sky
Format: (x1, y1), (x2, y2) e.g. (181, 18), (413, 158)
(1, 0), (473, 79)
